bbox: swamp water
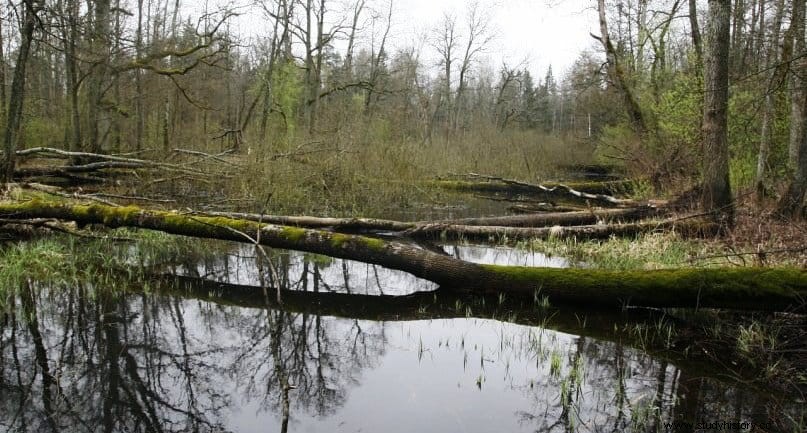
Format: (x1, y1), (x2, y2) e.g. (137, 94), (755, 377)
(0, 238), (803, 432)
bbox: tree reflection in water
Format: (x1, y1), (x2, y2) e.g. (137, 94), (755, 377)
(0, 241), (802, 432)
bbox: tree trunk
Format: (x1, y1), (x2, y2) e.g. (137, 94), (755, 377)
(88, 0), (111, 154)
(65, 0), (82, 158)
(690, 0), (704, 68)
(755, 0), (786, 201)
(777, 126), (807, 217)
(1, 0), (40, 184)
(778, 98), (807, 216)
(787, 0), (806, 173)
(596, 0), (650, 137)
(203, 207), (656, 231)
(0, 8), (6, 124)
(0, 200), (803, 311)
(702, 0), (735, 226)
(431, 178), (635, 206)
(135, 0), (145, 151)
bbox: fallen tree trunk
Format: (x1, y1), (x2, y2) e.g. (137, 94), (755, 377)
(441, 206), (658, 227)
(199, 211), (414, 231)
(202, 206), (660, 232)
(15, 147), (206, 173)
(507, 203), (584, 213)
(461, 179), (635, 195)
(432, 176), (636, 207)
(400, 218), (718, 242)
(0, 199), (804, 311)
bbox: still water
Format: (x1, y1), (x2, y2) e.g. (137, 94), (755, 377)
(0, 240), (801, 432)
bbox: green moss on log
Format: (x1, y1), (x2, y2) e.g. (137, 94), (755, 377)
(280, 226), (307, 242)
(479, 265), (806, 310)
(362, 236), (386, 251)
(2, 198), (806, 311)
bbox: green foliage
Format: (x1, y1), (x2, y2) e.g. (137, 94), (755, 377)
(654, 72), (701, 145)
(593, 124), (636, 165)
(271, 60), (303, 139)
(729, 154), (757, 190)
(23, 117), (64, 148)
(727, 88), (761, 161)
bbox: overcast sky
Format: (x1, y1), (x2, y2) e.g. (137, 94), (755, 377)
(222, 0), (600, 79)
(396, 0), (598, 76)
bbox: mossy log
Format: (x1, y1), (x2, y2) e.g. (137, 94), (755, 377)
(402, 218), (718, 242)
(440, 206), (658, 227)
(204, 206), (659, 232)
(0, 199), (805, 311)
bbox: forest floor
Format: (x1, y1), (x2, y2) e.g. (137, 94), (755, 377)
(724, 194), (807, 268)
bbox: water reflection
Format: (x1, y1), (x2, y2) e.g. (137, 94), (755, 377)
(0, 241), (802, 432)
(165, 242), (566, 296)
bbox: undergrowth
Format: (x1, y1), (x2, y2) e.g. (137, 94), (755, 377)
(0, 229), (207, 308)
(523, 231), (723, 270)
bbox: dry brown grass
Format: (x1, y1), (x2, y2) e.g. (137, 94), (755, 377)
(720, 192), (807, 268)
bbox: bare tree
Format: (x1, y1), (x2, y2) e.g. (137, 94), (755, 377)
(787, 0), (806, 171)
(364, 0), (394, 113)
(755, 0), (786, 200)
(701, 0), (734, 225)
(2, 0), (43, 183)
(593, 0), (650, 137)
(432, 12), (458, 136)
(777, 0), (807, 216)
(453, 1), (493, 131)
(689, 0), (704, 66)
(88, 0), (112, 153)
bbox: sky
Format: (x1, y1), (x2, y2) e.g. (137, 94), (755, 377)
(393, 0), (599, 77)
(218, 0), (600, 80)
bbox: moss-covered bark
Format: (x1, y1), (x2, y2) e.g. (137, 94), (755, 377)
(205, 206), (659, 231)
(1, 199), (805, 311)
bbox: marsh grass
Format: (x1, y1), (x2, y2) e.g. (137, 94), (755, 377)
(211, 130), (592, 217)
(0, 229), (211, 308)
(524, 231), (729, 270)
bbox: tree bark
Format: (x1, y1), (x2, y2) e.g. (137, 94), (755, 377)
(702, 0), (735, 226)
(203, 206), (658, 231)
(596, 0), (651, 137)
(777, 85), (807, 216)
(88, 0), (112, 153)
(1, 0), (40, 184)
(755, 0), (786, 201)
(689, 0), (704, 67)
(0, 200), (803, 311)
(787, 0), (806, 171)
